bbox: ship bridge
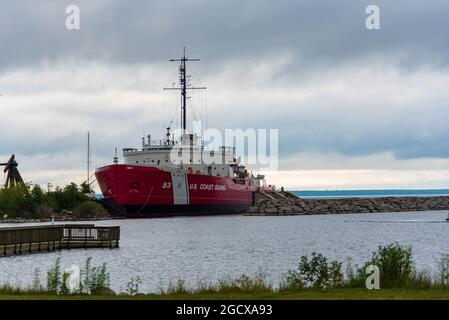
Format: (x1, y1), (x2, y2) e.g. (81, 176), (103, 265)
(122, 132), (236, 177)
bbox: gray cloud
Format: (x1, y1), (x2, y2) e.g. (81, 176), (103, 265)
(1, 1), (449, 187)
(0, 1), (448, 71)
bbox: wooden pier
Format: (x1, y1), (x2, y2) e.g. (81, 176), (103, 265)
(0, 224), (120, 257)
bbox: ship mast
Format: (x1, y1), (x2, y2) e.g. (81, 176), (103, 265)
(164, 47), (206, 135)
(87, 131), (91, 186)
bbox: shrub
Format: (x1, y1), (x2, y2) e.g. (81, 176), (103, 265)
(0, 182), (103, 220)
(52, 183), (88, 211)
(46, 258), (62, 293)
(283, 252), (344, 290)
(0, 283), (24, 295)
(88, 263), (110, 294)
(80, 182), (93, 194)
(72, 201), (108, 219)
(409, 269), (433, 290)
(0, 185), (35, 218)
(80, 257), (111, 294)
(217, 274), (272, 293)
(344, 257), (366, 288)
(437, 254), (449, 288)
(160, 273), (272, 295)
(164, 279), (189, 295)
(364, 243), (415, 288)
(44, 257), (111, 295)
(126, 276), (142, 295)
(29, 268), (44, 293)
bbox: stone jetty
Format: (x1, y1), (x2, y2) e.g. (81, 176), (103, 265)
(246, 191), (449, 216)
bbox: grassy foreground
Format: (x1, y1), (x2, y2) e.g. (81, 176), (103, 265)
(2, 289), (449, 300)
(2, 243), (449, 300)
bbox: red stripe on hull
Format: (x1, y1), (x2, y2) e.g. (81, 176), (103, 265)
(95, 165), (256, 210)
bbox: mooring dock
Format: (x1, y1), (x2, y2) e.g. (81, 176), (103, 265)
(0, 224), (120, 257)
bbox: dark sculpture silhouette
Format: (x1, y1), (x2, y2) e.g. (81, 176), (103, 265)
(0, 154), (24, 188)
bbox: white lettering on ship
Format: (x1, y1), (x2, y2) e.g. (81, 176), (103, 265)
(198, 184), (226, 191)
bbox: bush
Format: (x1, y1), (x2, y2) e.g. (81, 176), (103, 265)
(364, 243), (415, 288)
(126, 276), (142, 295)
(0, 184), (35, 218)
(282, 252), (344, 290)
(344, 257), (366, 288)
(80, 257), (111, 294)
(409, 270), (433, 290)
(51, 183), (88, 211)
(217, 274), (272, 293)
(29, 268), (43, 293)
(437, 254), (449, 288)
(159, 273), (272, 296)
(0, 182), (107, 220)
(80, 182), (93, 194)
(45, 257), (111, 295)
(47, 258), (62, 293)
(72, 201), (108, 219)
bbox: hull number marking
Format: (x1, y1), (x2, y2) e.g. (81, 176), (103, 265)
(162, 182), (172, 189)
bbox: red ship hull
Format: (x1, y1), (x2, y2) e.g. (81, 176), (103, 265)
(95, 164), (256, 217)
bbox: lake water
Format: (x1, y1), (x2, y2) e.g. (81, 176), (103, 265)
(1, 210), (448, 293)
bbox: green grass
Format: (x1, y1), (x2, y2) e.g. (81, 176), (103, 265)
(2, 244), (449, 300)
(2, 289), (449, 300)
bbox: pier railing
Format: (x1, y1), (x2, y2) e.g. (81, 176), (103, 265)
(0, 224), (120, 257)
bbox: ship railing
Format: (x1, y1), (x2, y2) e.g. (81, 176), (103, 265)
(146, 139), (179, 147)
(62, 225), (120, 241)
(232, 178), (250, 185)
(123, 148), (138, 154)
(202, 145), (235, 154)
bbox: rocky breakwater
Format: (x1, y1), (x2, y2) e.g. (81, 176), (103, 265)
(246, 192), (449, 216)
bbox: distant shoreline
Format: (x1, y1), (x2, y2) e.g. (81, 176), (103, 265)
(291, 189), (449, 198)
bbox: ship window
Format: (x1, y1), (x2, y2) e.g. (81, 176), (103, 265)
(157, 160), (160, 165)
(136, 161), (139, 164)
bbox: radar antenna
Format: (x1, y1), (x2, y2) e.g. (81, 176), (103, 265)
(164, 47), (206, 134)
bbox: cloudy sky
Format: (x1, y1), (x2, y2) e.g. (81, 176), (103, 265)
(1, 0), (449, 190)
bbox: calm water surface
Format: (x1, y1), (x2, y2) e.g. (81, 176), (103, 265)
(1, 211), (448, 293)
